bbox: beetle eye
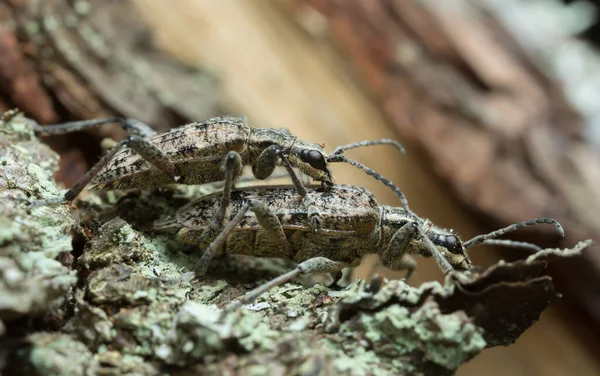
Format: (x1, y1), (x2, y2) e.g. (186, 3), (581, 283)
(445, 235), (463, 255)
(302, 150), (327, 171)
(433, 234), (463, 255)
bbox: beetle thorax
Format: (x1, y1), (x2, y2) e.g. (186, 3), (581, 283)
(248, 128), (333, 184)
(380, 206), (471, 270)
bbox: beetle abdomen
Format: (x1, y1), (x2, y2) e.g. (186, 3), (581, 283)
(174, 185), (380, 234)
(92, 117), (249, 190)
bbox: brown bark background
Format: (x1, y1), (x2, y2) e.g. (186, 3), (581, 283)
(0, 0), (222, 186)
(2, 0), (600, 374)
(287, 1), (600, 326)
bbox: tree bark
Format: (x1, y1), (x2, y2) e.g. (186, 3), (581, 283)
(0, 0), (222, 186)
(2, 112), (589, 375)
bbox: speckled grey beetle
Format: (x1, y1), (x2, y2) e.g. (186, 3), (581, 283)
(24, 115), (407, 237)
(155, 184), (564, 311)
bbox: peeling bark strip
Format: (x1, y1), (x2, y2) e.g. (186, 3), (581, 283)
(1, 113), (592, 375)
(290, 0), (600, 323)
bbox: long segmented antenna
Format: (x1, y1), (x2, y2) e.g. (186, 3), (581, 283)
(463, 218), (564, 249)
(332, 139), (406, 156)
(33, 117), (155, 138)
(469, 239), (543, 253)
(327, 154), (409, 210)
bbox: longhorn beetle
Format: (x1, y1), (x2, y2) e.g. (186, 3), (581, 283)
(155, 184), (564, 312)
(24, 116), (407, 238)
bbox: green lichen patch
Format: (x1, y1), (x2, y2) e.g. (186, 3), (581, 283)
(316, 281), (486, 376)
(63, 292), (114, 351)
(5, 333), (92, 376)
(79, 218), (154, 271)
(341, 299), (485, 374)
(0, 112), (76, 331)
(153, 301), (279, 366)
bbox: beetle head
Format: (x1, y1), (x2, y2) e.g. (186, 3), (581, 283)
(431, 233), (472, 270)
(286, 142), (333, 184)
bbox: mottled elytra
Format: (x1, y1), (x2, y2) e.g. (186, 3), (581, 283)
(24, 115), (408, 235)
(155, 184), (564, 312)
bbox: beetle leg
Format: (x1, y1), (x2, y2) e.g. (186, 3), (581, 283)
(276, 152), (321, 232)
(253, 144), (280, 180)
(253, 145), (322, 232)
(195, 151), (243, 246)
(381, 221), (453, 276)
(126, 135), (180, 180)
(24, 118), (181, 208)
(194, 198), (292, 277)
(395, 256), (417, 281)
(380, 222), (417, 279)
(194, 201), (250, 277)
(223, 257), (348, 314)
(25, 134), (179, 209)
(246, 199), (294, 259)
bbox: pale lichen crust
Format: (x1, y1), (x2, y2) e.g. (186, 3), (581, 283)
(62, 215), (487, 375)
(0, 111), (76, 346)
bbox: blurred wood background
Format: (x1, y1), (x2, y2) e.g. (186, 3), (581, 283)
(2, 0), (600, 374)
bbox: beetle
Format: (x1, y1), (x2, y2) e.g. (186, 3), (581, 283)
(155, 184), (564, 310)
(24, 115), (407, 235)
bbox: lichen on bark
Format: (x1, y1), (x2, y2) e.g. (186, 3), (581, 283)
(0, 111), (76, 365)
(0, 112), (592, 375)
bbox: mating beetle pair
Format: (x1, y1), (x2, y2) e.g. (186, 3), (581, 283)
(26, 114), (564, 310)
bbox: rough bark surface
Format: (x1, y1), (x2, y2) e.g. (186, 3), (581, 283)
(0, 113), (592, 375)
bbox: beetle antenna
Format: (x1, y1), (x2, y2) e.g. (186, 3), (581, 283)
(327, 154), (409, 210)
(463, 218), (564, 249)
(467, 239), (543, 252)
(331, 139), (406, 156)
